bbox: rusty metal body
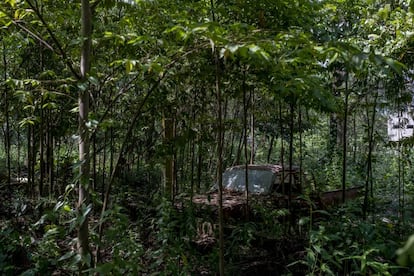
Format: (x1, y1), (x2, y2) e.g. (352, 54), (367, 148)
(192, 164), (362, 219)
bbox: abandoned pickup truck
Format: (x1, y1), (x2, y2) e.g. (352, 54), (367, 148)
(191, 164), (363, 220)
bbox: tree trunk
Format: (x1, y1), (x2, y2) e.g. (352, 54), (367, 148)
(215, 52), (225, 276)
(30, 125), (36, 198)
(342, 73), (349, 203)
(197, 138), (203, 191)
(267, 135), (275, 163)
(102, 131), (107, 203)
(298, 106), (303, 192)
(2, 42), (11, 194)
(190, 108), (196, 198)
(163, 116), (175, 201)
(235, 129), (244, 165)
(210, 1), (225, 273)
(288, 101), (294, 227)
(352, 113), (357, 163)
(363, 87), (378, 219)
(78, 0), (93, 270)
(92, 131), (97, 192)
(47, 113), (54, 197)
(279, 101), (285, 195)
(250, 89), (255, 164)
(328, 69), (344, 158)
(242, 67), (249, 218)
(17, 125), (21, 181)
(39, 96), (44, 197)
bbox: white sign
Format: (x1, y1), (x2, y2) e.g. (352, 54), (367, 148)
(388, 113), (414, 141)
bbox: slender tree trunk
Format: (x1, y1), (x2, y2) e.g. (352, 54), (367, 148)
(190, 108), (196, 198)
(230, 106), (241, 165)
(363, 87), (378, 219)
(342, 72), (349, 203)
(223, 97), (229, 162)
(174, 141), (180, 196)
(197, 139), (203, 191)
(109, 125), (114, 187)
(197, 95), (205, 191)
(398, 144), (402, 222)
(267, 135), (275, 163)
(210, 1), (225, 273)
(102, 131), (107, 203)
(299, 106), (303, 191)
(228, 129), (236, 163)
(279, 101), (285, 194)
(39, 96), (44, 197)
(55, 139), (61, 195)
(17, 125), (21, 181)
(368, 90), (378, 200)
(39, 39), (45, 197)
(250, 89), (255, 164)
(27, 127), (31, 195)
(242, 67), (249, 218)
(47, 114), (54, 197)
(288, 101), (294, 231)
(2, 42), (11, 192)
(30, 125), (36, 198)
(45, 110), (50, 197)
(92, 131), (97, 192)
(328, 69), (343, 159)
(163, 116), (175, 201)
(78, 0), (93, 270)
(215, 52), (225, 276)
(235, 129), (244, 164)
(352, 113), (357, 163)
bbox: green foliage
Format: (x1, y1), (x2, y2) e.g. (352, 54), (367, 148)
(146, 197), (199, 274)
(323, 152), (343, 190)
(92, 205), (145, 274)
(292, 205), (405, 275)
(251, 204), (286, 237)
(0, 226), (31, 275)
(29, 199), (77, 274)
(1, 0), (414, 274)
(397, 234), (414, 268)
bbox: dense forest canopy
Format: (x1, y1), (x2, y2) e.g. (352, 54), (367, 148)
(1, 0), (414, 275)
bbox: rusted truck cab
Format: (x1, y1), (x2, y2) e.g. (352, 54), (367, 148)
(191, 164), (362, 220)
(192, 164), (306, 220)
(221, 164), (302, 195)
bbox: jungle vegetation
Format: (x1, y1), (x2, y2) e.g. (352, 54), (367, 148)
(1, 0), (414, 275)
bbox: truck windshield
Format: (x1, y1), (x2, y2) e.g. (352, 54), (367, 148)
(223, 168), (275, 194)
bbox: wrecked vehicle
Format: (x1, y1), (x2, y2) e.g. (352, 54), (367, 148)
(191, 164), (363, 220)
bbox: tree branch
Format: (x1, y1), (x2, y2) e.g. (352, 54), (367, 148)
(26, 0), (81, 79)
(12, 21), (54, 51)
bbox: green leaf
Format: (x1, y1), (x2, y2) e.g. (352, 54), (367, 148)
(377, 4), (391, 20)
(77, 82), (88, 91)
(5, 0), (16, 8)
(127, 35), (149, 45)
(149, 62), (163, 74)
(58, 251), (75, 262)
(54, 201), (65, 211)
(102, 0), (117, 8)
(125, 60), (136, 74)
(88, 76), (99, 86)
(95, 263), (114, 274)
(397, 234), (414, 266)
(384, 58), (406, 74)
(63, 205), (71, 212)
(238, 45), (248, 58)
(192, 26), (208, 33)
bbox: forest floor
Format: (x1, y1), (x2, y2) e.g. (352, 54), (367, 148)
(1, 174), (413, 275)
